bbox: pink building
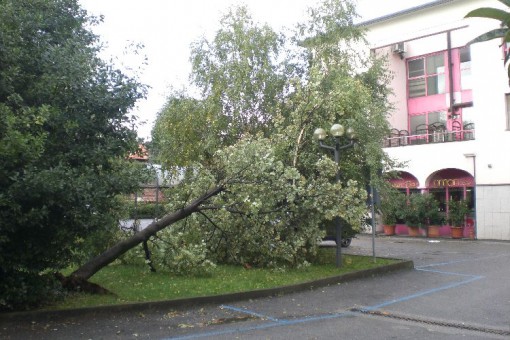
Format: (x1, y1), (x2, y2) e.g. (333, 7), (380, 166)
(363, 0), (510, 240)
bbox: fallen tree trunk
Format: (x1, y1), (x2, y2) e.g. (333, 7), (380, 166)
(69, 185), (225, 281)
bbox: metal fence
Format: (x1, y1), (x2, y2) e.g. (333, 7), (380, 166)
(383, 124), (475, 148)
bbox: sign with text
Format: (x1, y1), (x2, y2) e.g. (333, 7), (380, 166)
(430, 177), (474, 188)
(390, 178), (419, 189)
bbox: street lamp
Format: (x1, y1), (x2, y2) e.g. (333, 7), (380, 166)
(313, 123), (356, 268)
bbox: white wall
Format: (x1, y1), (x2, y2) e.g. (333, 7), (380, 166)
(365, 0), (510, 240)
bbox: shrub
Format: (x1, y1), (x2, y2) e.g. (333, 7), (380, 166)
(150, 228), (217, 276)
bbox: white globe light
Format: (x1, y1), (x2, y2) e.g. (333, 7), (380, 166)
(346, 127), (356, 140)
(313, 128), (327, 141)
(330, 124), (345, 137)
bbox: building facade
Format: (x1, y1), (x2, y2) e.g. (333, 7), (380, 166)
(363, 0), (510, 240)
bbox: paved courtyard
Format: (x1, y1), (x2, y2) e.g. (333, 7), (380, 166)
(1, 235), (509, 339)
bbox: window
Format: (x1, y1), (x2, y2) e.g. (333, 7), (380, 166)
(408, 53), (445, 98)
(408, 59), (426, 97)
(410, 114), (426, 133)
(406, 47), (474, 140)
(460, 47), (471, 90)
(410, 110), (447, 133)
(428, 111), (447, 125)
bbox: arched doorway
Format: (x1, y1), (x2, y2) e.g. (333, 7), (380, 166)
(388, 171), (420, 195)
(388, 172), (420, 235)
(426, 168), (475, 238)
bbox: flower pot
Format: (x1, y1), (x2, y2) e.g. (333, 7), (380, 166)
(395, 223), (407, 235)
(428, 225), (441, 238)
(451, 226), (463, 239)
(383, 224), (396, 236)
(408, 225), (420, 237)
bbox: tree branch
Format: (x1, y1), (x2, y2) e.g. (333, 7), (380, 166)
(70, 184), (225, 280)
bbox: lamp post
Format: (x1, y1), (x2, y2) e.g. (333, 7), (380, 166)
(313, 124), (356, 268)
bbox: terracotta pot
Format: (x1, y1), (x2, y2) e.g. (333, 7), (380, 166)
(428, 225), (441, 238)
(408, 225), (420, 237)
(383, 224), (396, 236)
(451, 226), (463, 239)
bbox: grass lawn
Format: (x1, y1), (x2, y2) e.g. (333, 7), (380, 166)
(51, 249), (399, 310)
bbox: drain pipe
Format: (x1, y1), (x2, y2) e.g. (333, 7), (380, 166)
(464, 153), (477, 239)
(447, 31), (455, 116)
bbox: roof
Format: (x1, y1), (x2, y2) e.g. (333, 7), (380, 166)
(128, 144), (149, 161)
(359, 0), (457, 26)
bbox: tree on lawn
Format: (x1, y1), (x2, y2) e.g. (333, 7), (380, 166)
(0, 0), (146, 310)
(152, 6), (288, 166)
(153, 0), (393, 178)
(71, 137), (367, 279)
(143, 0), (394, 271)
(60, 0), (393, 286)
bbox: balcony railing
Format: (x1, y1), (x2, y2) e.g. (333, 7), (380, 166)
(383, 122), (475, 148)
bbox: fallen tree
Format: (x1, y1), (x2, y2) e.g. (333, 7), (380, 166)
(65, 184), (225, 286)
(62, 136), (368, 292)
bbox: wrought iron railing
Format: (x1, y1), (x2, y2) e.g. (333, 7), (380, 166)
(383, 125), (475, 148)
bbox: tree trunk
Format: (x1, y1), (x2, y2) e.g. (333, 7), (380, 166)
(142, 240), (156, 272)
(70, 185), (225, 281)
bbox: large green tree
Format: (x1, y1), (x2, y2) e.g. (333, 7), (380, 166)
(152, 6), (288, 166)
(0, 0), (146, 309)
(62, 0), (395, 295)
(148, 0), (393, 269)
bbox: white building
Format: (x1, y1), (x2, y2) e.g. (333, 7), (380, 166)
(362, 0), (510, 240)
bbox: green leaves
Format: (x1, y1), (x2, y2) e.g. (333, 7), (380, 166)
(189, 5), (286, 143)
(149, 137), (366, 268)
(465, 4), (510, 45)
(0, 0), (145, 310)
(465, 2), (510, 83)
(151, 0), (391, 270)
(466, 7), (510, 23)
(466, 28), (508, 44)
(447, 200), (470, 227)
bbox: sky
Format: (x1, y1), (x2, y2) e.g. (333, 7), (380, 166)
(78, 0), (431, 140)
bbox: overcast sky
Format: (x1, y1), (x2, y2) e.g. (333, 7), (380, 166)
(78, 0), (431, 139)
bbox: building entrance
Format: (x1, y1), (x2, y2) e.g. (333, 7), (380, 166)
(426, 168), (475, 238)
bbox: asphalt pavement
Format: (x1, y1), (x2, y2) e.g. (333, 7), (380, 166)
(1, 234), (509, 339)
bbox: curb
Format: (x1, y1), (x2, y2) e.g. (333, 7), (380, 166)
(0, 259), (413, 322)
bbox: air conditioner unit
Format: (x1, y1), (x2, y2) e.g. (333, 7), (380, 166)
(393, 42), (406, 59)
(393, 42), (406, 54)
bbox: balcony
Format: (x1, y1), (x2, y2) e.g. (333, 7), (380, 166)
(383, 122), (475, 148)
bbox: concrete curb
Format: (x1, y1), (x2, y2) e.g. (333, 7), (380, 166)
(0, 259), (413, 322)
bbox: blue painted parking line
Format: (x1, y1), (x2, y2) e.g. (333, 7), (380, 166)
(416, 253), (509, 269)
(416, 268), (482, 278)
(359, 257), (486, 312)
(220, 304), (281, 322)
(163, 257), (491, 340)
(164, 310), (356, 340)
(360, 273), (483, 312)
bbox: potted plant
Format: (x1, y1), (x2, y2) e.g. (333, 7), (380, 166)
(404, 193), (437, 237)
(380, 190), (405, 236)
(404, 194), (423, 236)
(422, 194), (442, 238)
(448, 200), (469, 239)
(426, 207), (444, 238)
